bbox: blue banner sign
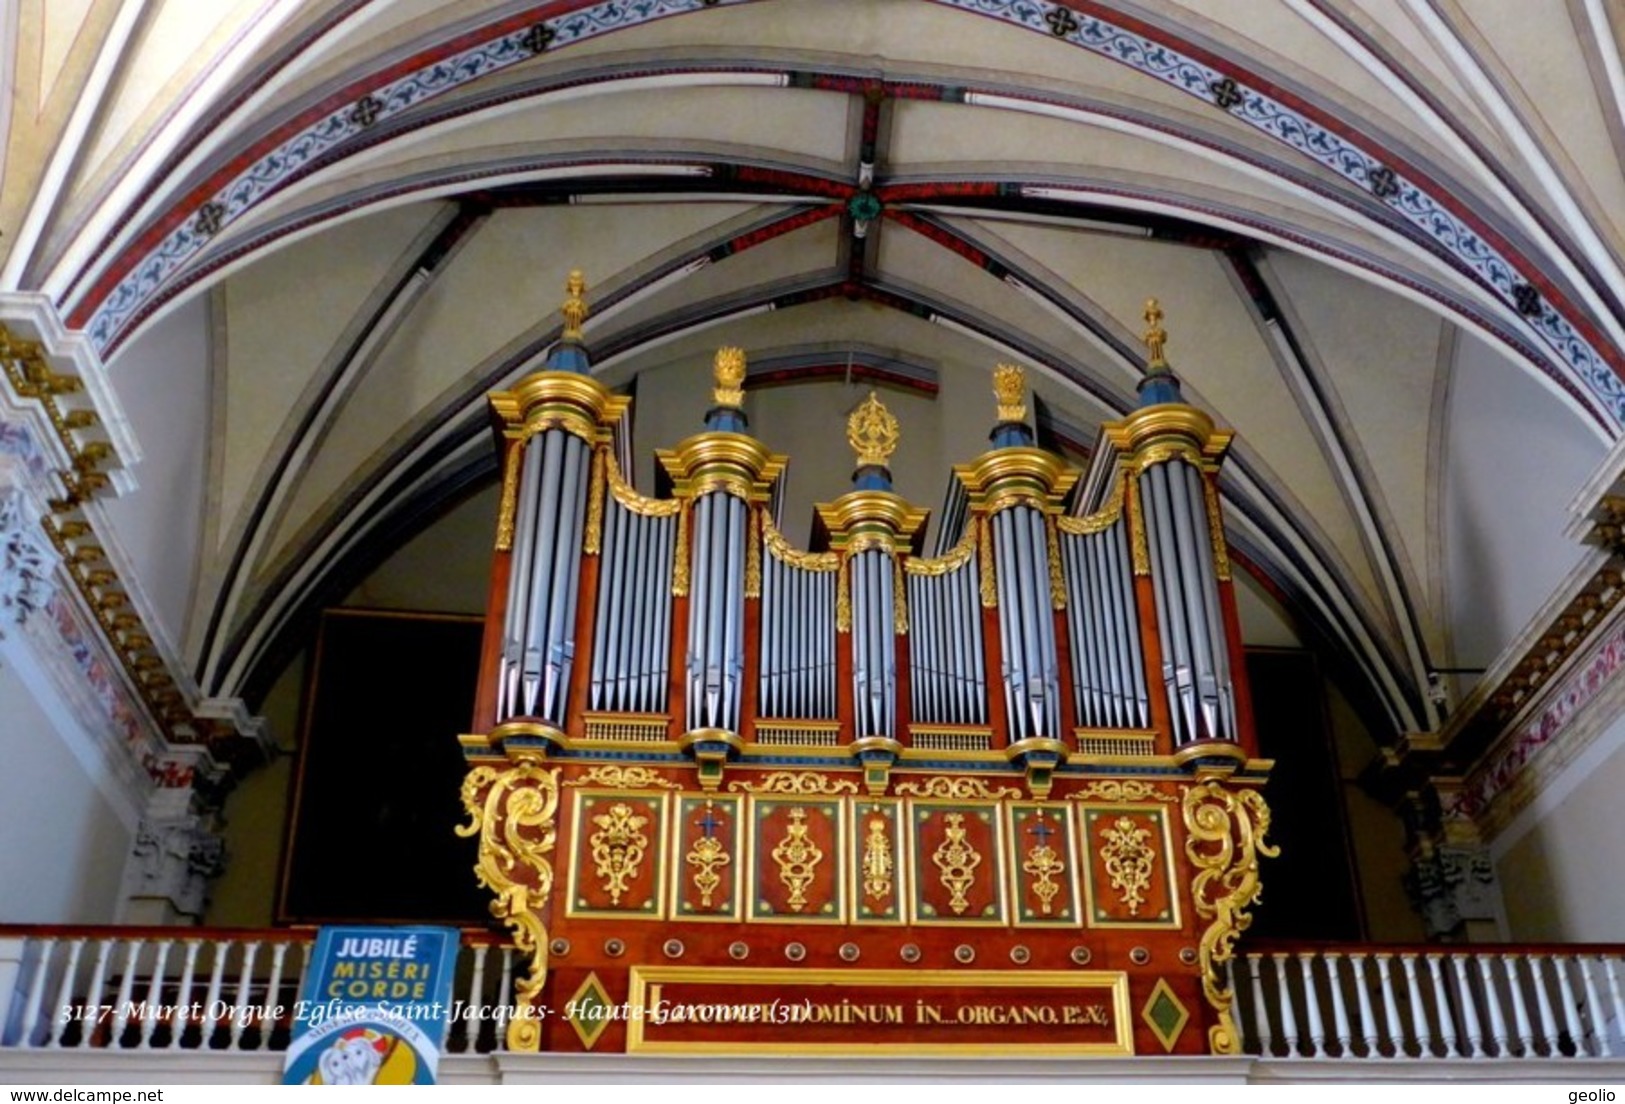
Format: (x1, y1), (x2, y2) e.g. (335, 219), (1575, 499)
(283, 926), (460, 1085)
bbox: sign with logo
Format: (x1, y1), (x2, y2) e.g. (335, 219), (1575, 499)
(282, 926), (459, 1085)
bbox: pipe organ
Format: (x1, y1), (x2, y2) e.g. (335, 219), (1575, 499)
(460, 274), (1276, 1058)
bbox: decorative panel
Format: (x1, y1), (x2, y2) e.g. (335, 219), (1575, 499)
(670, 793), (743, 921)
(1005, 802), (1081, 926)
(746, 797), (845, 922)
(907, 801), (1006, 925)
(1078, 804), (1180, 929)
(564, 789), (668, 919)
(849, 798), (906, 924)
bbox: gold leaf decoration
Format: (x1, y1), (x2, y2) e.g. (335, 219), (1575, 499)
(713, 346), (746, 407)
(847, 390), (900, 468)
(1182, 781), (1279, 1056)
(772, 807), (824, 912)
(589, 802), (649, 905)
(1099, 815), (1155, 915)
(932, 812), (982, 915)
(993, 363), (1027, 422)
(861, 816), (894, 900)
(564, 765), (681, 790)
(895, 776), (1022, 800)
(729, 770), (859, 795)
(457, 758), (560, 1051)
(1071, 779), (1177, 803)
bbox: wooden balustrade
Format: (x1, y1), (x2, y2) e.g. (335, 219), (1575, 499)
(1233, 942), (1625, 1059)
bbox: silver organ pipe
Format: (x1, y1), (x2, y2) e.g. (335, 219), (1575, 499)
(759, 538), (840, 721)
(990, 504), (1062, 742)
(1059, 495), (1149, 732)
(588, 484), (677, 715)
(499, 428), (590, 726)
(850, 548), (897, 739)
(906, 532), (987, 727)
(686, 492), (749, 732)
(1138, 459), (1233, 742)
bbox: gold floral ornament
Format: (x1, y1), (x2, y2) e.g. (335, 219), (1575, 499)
(457, 759), (561, 1051)
(589, 802), (649, 905)
(772, 807), (825, 912)
(1022, 812), (1064, 916)
(932, 813), (982, 915)
(561, 269), (588, 341)
(848, 390), (900, 468)
(993, 363), (1027, 423)
(1099, 816), (1155, 915)
(1143, 298), (1167, 367)
(1182, 781), (1279, 1055)
(861, 816), (894, 900)
(713, 345), (746, 408)
(685, 801), (730, 908)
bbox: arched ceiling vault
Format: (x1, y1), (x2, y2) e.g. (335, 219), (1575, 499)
(4, 0), (1623, 759)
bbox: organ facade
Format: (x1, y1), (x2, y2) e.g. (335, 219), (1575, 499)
(458, 274), (1275, 1056)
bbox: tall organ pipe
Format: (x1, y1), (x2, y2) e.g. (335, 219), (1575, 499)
(1167, 465), (1219, 738)
(1110, 520), (1150, 728)
(500, 440), (541, 719)
(543, 436), (587, 722)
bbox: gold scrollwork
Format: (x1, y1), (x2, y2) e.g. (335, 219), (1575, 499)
(1022, 812), (1064, 916)
(979, 516), (997, 607)
(605, 451), (682, 517)
(932, 813), (982, 915)
(729, 771), (859, 795)
(1182, 781), (1279, 1055)
(1070, 779), (1177, 803)
(1126, 477), (1150, 575)
(861, 816), (894, 900)
(836, 555), (852, 632)
(495, 436), (525, 552)
(895, 776), (1022, 800)
(1057, 475), (1126, 537)
(1203, 476), (1232, 581)
(905, 522), (977, 577)
(894, 556), (909, 635)
(1099, 816), (1155, 915)
(761, 510), (839, 571)
(686, 809), (731, 909)
(745, 507), (762, 598)
(673, 503), (690, 597)
(457, 759), (561, 1051)
(583, 447), (606, 555)
(772, 807), (824, 912)
(589, 802), (649, 905)
(1046, 514), (1066, 611)
(564, 765), (681, 790)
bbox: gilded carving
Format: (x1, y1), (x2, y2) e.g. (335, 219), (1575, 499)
(561, 269), (588, 341)
(604, 451), (682, 517)
(932, 813), (982, 915)
(687, 831), (730, 908)
(564, 765), (681, 790)
(836, 555), (851, 633)
(861, 816), (894, 900)
(745, 507), (762, 599)
(672, 502), (690, 597)
(495, 436), (524, 552)
(729, 771), (859, 795)
(1046, 514), (1067, 611)
(896, 776), (1021, 800)
(847, 390), (900, 468)
(1057, 475), (1126, 536)
(713, 346), (747, 408)
(1022, 814), (1065, 916)
(979, 516), (997, 607)
(1203, 475), (1232, 581)
(1126, 478), (1150, 575)
(1099, 816), (1155, 915)
(588, 802), (649, 905)
(894, 556), (909, 635)
(772, 807), (824, 912)
(457, 758), (561, 1051)
(993, 363), (1027, 423)
(1182, 781), (1279, 1055)
(1071, 779), (1177, 804)
(904, 522), (977, 577)
(762, 511), (839, 571)
(583, 447), (606, 555)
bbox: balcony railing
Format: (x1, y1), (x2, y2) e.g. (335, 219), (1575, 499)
(0, 925), (517, 1054)
(1234, 942), (1625, 1059)
(5, 927), (1624, 1061)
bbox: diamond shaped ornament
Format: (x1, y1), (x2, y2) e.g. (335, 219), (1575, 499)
(1140, 977), (1190, 1053)
(563, 972), (614, 1050)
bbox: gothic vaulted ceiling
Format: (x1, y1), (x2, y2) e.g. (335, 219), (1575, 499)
(4, 0), (1623, 755)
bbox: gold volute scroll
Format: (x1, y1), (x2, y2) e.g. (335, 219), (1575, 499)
(457, 757), (562, 1051)
(848, 390), (900, 468)
(993, 363), (1027, 423)
(1182, 780), (1278, 1055)
(561, 269), (588, 341)
(1144, 299), (1168, 368)
(713, 346), (746, 408)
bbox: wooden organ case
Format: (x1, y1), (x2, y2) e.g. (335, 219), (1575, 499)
(458, 277), (1276, 1057)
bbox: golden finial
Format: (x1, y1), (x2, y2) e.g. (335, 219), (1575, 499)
(1143, 298), (1168, 368)
(561, 269), (588, 341)
(847, 390), (901, 468)
(713, 346), (747, 408)
(993, 363), (1027, 423)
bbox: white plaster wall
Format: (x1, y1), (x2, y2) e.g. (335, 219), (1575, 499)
(1441, 333), (1604, 670)
(0, 658), (130, 922)
(1494, 707), (1625, 943)
(99, 293), (211, 654)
